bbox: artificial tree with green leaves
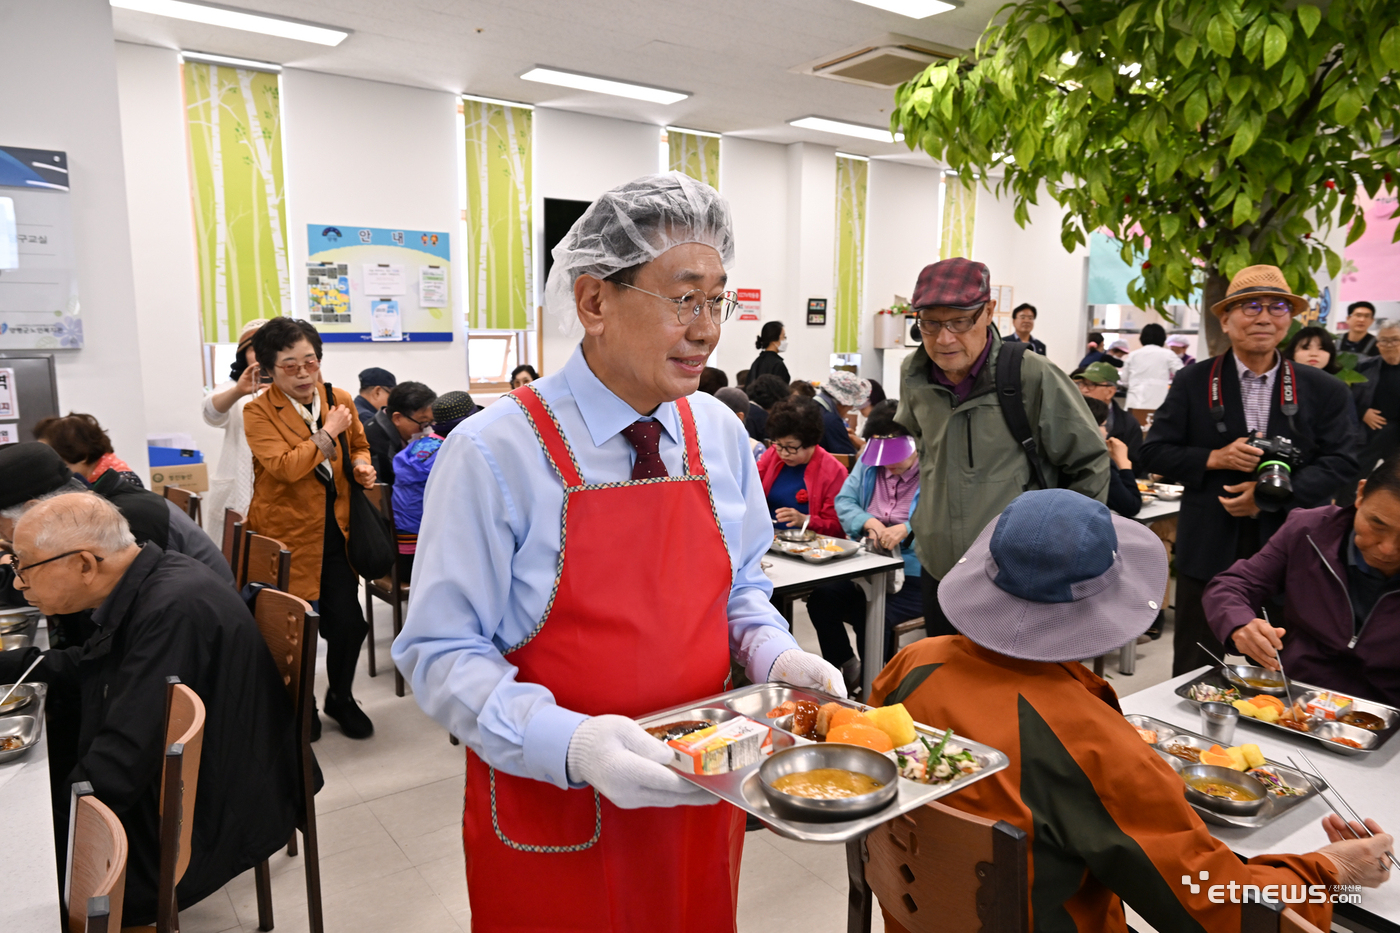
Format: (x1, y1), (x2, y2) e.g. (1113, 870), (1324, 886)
(892, 0), (1400, 356)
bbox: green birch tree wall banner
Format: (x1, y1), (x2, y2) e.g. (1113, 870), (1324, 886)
(834, 155), (868, 354)
(668, 130), (720, 189)
(890, 0), (1400, 355)
(463, 98), (532, 331)
(941, 174), (977, 260)
(183, 61), (290, 344)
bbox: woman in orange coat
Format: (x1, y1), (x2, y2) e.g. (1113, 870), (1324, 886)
(244, 317), (377, 740)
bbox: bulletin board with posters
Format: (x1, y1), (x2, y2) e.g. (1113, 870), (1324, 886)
(303, 225), (453, 343)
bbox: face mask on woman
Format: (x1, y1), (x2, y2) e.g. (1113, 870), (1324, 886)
(778, 338), (789, 353)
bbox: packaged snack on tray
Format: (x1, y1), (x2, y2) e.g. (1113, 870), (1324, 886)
(1305, 692), (1353, 721)
(668, 718), (773, 775)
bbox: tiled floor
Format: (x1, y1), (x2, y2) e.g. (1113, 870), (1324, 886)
(180, 601), (1181, 933)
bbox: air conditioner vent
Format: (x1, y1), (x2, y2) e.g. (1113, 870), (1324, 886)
(794, 34), (961, 89)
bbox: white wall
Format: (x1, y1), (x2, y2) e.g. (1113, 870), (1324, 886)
(280, 69), (466, 399)
(863, 159), (942, 396)
(784, 142), (838, 384)
(972, 183), (1090, 374)
(532, 107), (660, 376)
(115, 43), (220, 457)
(2, 3), (150, 472)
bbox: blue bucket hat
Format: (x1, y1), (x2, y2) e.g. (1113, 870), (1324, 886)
(938, 490), (1168, 662)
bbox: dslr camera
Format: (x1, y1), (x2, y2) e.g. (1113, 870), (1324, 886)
(1248, 432), (1301, 510)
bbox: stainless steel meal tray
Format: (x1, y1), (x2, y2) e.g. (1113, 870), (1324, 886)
(0, 682), (47, 764)
(1126, 713), (1327, 829)
(0, 607), (39, 636)
(638, 683), (1007, 844)
(767, 536), (863, 564)
(1, 631), (33, 652)
(1174, 668), (1399, 757)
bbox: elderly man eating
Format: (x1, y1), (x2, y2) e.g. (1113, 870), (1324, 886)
(871, 489), (1392, 933)
(393, 172), (843, 932)
(0, 493), (301, 927)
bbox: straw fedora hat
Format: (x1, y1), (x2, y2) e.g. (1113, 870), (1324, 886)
(1209, 265), (1309, 319)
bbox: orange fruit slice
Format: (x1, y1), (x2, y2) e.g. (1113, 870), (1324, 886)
(1252, 694), (1285, 711)
(826, 722), (895, 753)
(1200, 750), (1236, 769)
(827, 707), (863, 732)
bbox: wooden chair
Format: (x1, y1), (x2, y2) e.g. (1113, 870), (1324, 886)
(162, 486), (202, 526)
(250, 587), (324, 933)
(135, 677), (206, 933)
(849, 800), (1029, 933)
(65, 782), (127, 933)
(1241, 898), (1327, 933)
(362, 483), (409, 696)
(240, 530), (291, 592)
(220, 509), (244, 571)
(832, 452), (853, 470)
(892, 616), (926, 645)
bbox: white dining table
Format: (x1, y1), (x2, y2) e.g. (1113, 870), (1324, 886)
(1121, 667), (1400, 931)
(0, 622), (60, 933)
(763, 547), (904, 699)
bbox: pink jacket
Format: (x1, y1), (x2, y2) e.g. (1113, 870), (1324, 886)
(757, 445), (848, 538)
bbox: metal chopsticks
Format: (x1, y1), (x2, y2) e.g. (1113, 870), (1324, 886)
(1289, 751), (1400, 872)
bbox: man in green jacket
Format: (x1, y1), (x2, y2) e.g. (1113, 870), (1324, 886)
(895, 258), (1109, 633)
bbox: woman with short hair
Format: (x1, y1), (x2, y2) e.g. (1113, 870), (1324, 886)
(33, 412), (144, 487)
(757, 396), (847, 537)
(244, 316), (377, 740)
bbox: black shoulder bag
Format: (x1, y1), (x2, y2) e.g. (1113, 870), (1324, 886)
(325, 382), (396, 580)
(994, 340), (1051, 491)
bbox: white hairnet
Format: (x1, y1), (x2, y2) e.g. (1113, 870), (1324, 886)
(544, 172), (736, 336)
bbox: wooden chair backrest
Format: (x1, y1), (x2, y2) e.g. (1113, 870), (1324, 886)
(831, 453), (853, 471)
(160, 679), (206, 888)
(866, 800), (1028, 933)
(241, 530), (291, 591)
(163, 485), (200, 523)
(1240, 899), (1327, 933)
(254, 588), (317, 713)
(66, 783), (127, 933)
(220, 509), (244, 569)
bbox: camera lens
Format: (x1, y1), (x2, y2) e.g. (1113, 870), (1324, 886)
(1254, 461), (1292, 510)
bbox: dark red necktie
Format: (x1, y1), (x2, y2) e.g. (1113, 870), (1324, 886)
(620, 420), (668, 480)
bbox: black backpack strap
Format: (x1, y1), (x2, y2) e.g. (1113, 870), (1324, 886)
(995, 340), (1050, 491)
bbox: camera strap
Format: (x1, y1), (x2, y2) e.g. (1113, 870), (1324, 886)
(1208, 353), (1299, 435)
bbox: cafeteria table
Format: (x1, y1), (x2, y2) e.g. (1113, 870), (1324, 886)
(0, 623), (59, 933)
(763, 546), (904, 699)
(1121, 667), (1400, 932)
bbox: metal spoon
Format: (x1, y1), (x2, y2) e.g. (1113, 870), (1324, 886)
(800, 515), (811, 537)
(1294, 751), (1400, 871)
(1195, 641), (1233, 672)
(0, 654), (42, 709)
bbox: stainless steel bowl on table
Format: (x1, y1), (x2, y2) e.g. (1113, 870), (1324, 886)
(758, 744), (898, 823)
(1224, 664), (1289, 697)
(1179, 764), (1269, 816)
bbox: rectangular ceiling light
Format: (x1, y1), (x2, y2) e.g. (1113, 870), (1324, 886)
(790, 116), (903, 144)
(521, 67), (689, 105)
(181, 50), (282, 71)
(665, 126), (721, 138)
(849, 0), (958, 17)
(110, 0), (350, 46)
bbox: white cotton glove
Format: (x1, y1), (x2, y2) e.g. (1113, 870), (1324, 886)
(564, 714), (717, 810)
(768, 648), (849, 699)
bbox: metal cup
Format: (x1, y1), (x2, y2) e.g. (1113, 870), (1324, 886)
(1200, 701), (1239, 745)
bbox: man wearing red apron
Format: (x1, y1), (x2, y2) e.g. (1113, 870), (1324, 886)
(394, 173), (845, 932)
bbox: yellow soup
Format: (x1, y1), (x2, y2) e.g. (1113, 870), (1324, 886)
(1185, 776), (1259, 802)
(772, 768), (883, 799)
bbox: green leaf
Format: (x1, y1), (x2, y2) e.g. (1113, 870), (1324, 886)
(1337, 367), (1369, 385)
(1227, 115), (1262, 161)
(1380, 27), (1400, 71)
(1175, 36), (1199, 68)
(1276, 319), (1303, 349)
(1231, 191), (1253, 227)
(1334, 88), (1364, 125)
(1208, 14), (1237, 57)
(1183, 88), (1209, 127)
(1347, 212), (1368, 246)
(1227, 75), (1253, 104)
(1026, 22), (1051, 56)
(1325, 246), (1342, 279)
(1297, 4), (1321, 38)
(1117, 3), (1143, 38)
(912, 86), (935, 118)
(1088, 67), (1116, 102)
(1159, 213), (1181, 241)
(1263, 25), (1287, 69)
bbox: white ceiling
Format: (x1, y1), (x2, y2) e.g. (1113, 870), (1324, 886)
(111, 0), (1004, 163)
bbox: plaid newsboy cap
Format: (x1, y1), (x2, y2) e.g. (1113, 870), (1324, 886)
(911, 258), (991, 311)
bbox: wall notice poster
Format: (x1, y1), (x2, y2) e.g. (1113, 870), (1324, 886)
(807, 298), (827, 326)
(305, 225), (453, 342)
(736, 288), (761, 322)
(0, 147), (82, 349)
(0, 367), (16, 419)
(0, 424), (15, 446)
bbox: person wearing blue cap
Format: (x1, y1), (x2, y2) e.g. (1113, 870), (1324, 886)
(870, 490), (1391, 933)
(806, 400), (922, 694)
(356, 366), (396, 422)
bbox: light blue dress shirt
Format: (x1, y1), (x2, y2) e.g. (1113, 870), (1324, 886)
(392, 345), (800, 790)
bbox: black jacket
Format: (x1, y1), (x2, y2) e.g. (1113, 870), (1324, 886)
(364, 408), (406, 486)
(1350, 354), (1391, 419)
(746, 401), (769, 444)
(0, 546), (300, 926)
(1140, 352), (1360, 580)
(815, 391), (857, 456)
(1105, 400), (1146, 477)
(748, 349), (790, 385)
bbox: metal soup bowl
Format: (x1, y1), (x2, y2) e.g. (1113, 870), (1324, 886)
(1179, 764), (1268, 816)
(775, 528), (817, 543)
(1224, 664), (1289, 697)
(759, 744), (898, 823)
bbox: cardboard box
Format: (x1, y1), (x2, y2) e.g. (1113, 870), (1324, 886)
(149, 462), (209, 494)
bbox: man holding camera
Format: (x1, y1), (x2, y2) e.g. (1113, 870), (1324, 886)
(1141, 266), (1359, 675)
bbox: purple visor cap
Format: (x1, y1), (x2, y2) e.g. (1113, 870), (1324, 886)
(861, 435), (916, 467)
